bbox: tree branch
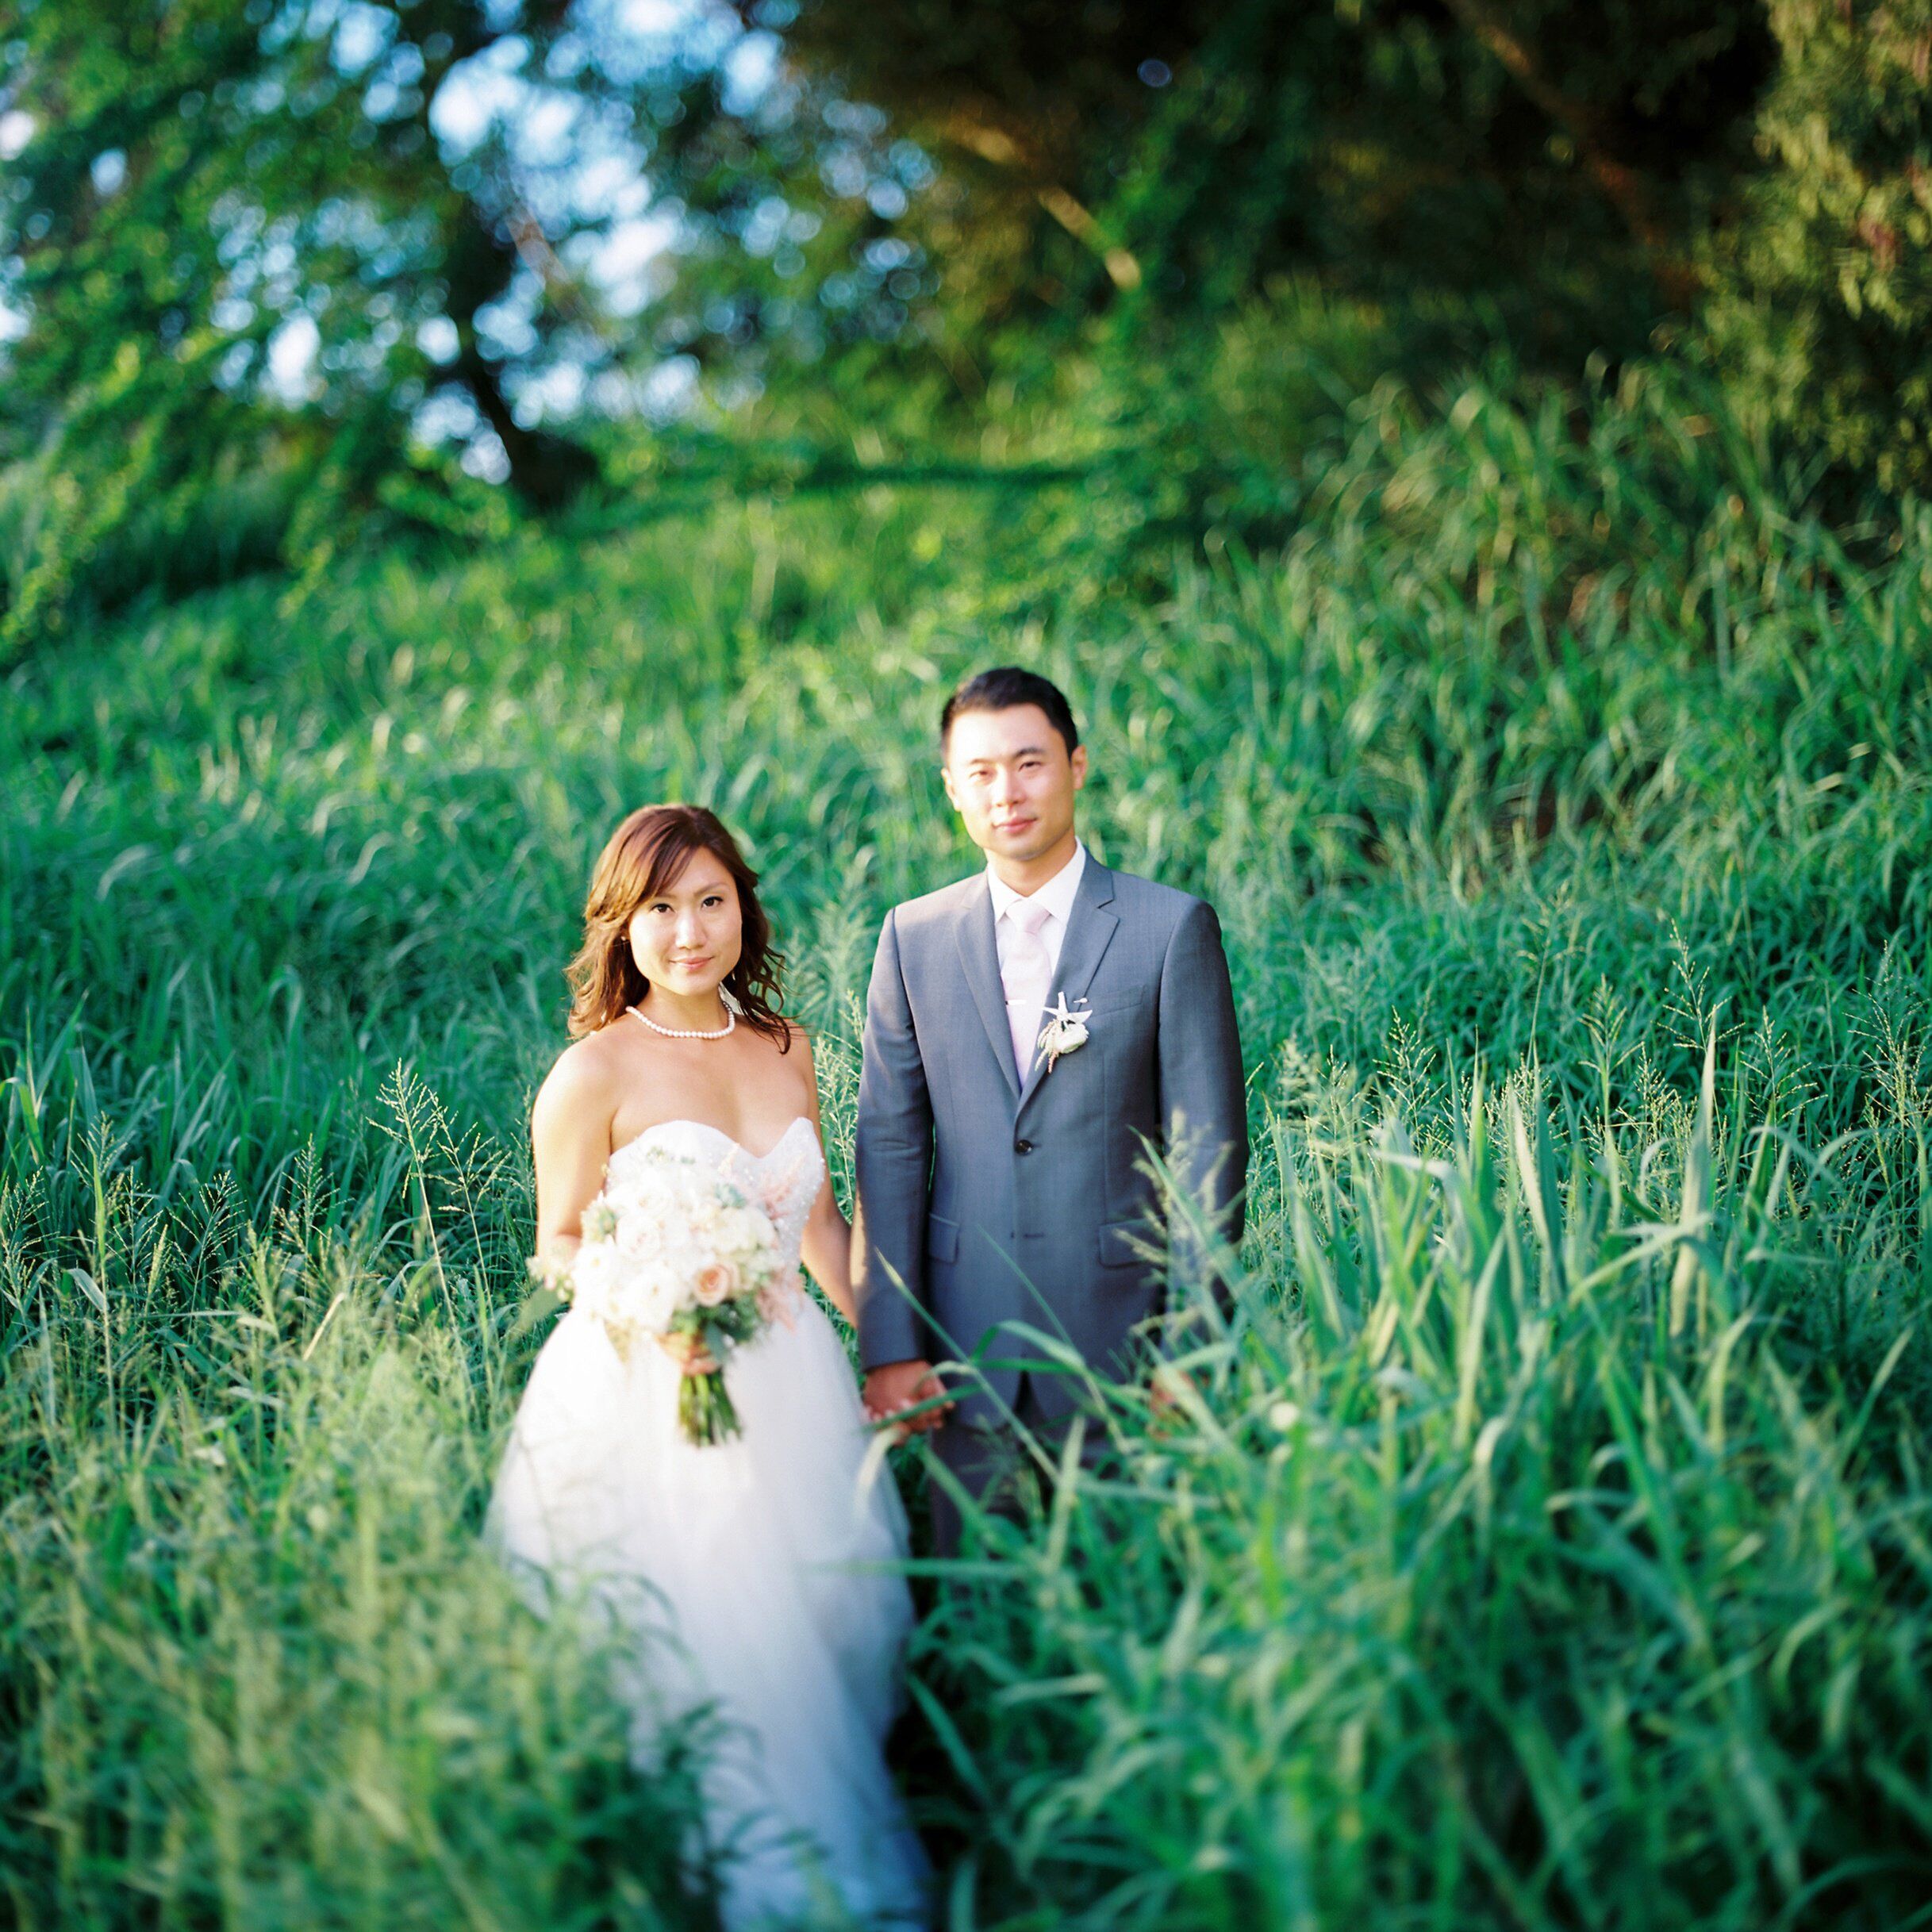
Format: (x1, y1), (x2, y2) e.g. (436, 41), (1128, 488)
(1437, 0), (1700, 303)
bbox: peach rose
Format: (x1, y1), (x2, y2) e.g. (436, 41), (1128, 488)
(693, 1260), (739, 1307)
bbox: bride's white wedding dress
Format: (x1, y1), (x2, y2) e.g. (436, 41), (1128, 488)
(487, 1116), (931, 1930)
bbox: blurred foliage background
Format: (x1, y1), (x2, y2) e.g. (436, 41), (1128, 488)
(8, 6), (1932, 1926)
(2, 0), (1928, 649)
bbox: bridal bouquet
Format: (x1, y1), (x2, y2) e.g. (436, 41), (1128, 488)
(532, 1144), (797, 1445)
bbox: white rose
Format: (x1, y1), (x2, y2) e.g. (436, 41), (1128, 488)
(570, 1244), (622, 1319)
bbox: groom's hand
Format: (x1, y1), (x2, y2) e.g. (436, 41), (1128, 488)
(1148, 1363), (1196, 1438)
(864, 1358), (952, 1439)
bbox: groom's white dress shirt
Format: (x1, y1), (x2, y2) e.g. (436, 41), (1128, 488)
(989, 839), (1087, 1081)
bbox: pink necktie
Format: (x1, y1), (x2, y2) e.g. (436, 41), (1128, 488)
(1001, 898), (1054, 1080)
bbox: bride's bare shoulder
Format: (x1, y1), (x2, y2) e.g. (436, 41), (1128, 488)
(762, 1014), (815, 1067)
(761, 1016), (821, 1110)
(532, 1024), (632, 1127)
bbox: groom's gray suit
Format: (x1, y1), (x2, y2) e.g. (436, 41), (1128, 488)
(853, 851), (1246, 1546)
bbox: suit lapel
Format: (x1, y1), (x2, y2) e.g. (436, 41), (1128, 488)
(1015, 858), (1120, 1119)
(954, 877), (1021, 1103)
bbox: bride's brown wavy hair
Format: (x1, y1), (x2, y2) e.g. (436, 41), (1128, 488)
(564, 805), (790, 1047)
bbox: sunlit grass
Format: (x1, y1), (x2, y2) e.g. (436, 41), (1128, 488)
(3, 363), (1930, 1926)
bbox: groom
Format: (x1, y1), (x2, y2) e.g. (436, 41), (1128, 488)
(853, 667), (1247, 1554)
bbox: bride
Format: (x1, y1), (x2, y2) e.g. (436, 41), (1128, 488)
(487, 803), (931, 1930)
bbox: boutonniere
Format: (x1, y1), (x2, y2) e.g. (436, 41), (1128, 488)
(1035, 993), (1093, 1073)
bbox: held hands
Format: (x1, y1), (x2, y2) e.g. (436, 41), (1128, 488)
(862, 1358), (954, 1442)
(1147, 1362), (1196, 1438)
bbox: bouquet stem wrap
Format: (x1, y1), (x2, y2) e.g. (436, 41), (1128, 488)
(678, 1365), (742, 1446)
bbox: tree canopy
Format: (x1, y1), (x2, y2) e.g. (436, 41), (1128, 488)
(1, 0), (1926, 647)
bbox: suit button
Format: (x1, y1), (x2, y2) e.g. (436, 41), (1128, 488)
(1014, 1138), (1035, 1154)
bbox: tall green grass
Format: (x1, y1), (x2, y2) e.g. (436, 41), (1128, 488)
(4, 364), (1930, 1926)
(915, 1054), (1932, 1927)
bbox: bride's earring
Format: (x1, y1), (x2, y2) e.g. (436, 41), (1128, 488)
(720, 984), (745, 1016)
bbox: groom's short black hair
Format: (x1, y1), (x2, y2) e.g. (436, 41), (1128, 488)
(940, 667), (1080, 756)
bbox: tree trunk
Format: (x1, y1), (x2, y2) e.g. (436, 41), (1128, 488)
(442, 204), (600, 510)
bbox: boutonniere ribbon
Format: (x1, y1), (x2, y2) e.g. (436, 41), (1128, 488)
(1035, 993), (1093, 1074)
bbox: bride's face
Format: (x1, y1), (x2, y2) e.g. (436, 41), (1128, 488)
(627, 851), (743, 998)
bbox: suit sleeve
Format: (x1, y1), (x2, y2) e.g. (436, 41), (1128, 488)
(1155, 897), (1249, 1321)
(852, 908), (935, 1369)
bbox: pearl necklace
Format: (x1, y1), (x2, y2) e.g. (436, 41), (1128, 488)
(628, 1001), (736, 1041)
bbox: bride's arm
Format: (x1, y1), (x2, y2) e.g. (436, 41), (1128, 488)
(801, 1177), (857, 1327)
(530, 1042), (616, 1281)
(793, 1029), (858, 1327)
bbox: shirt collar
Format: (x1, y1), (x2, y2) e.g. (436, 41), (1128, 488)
(987, 838), (1087, 928)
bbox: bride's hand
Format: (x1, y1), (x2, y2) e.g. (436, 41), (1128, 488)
(862, 1359), (951, 1438)
(656, 1331), (720, 1376)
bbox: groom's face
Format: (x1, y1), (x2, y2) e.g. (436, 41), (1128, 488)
(941, 704), (1088, 865)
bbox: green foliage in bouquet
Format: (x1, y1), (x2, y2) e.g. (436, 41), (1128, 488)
(670, 1298), (767, 1447)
